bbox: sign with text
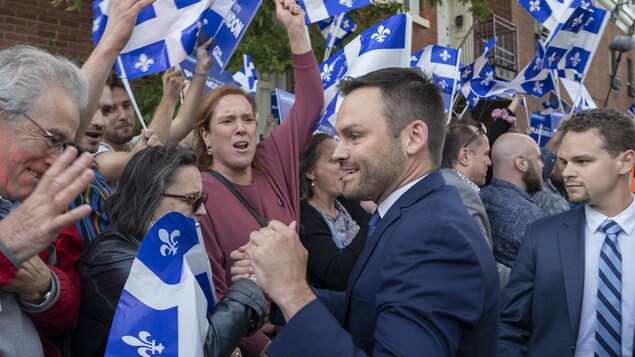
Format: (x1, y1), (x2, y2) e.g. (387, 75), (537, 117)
(530, 112), (553, 147)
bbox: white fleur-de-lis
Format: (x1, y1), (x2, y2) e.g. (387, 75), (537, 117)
(206, 80), (216, 89)
(570, 52), (582, 67)
(533, 81), (544, 94)
(92, 17), (101, 33)
(321, 63), (334, 82)
(411, 55), (419, 62)
(585, 16), (593, 27)
(439, 49), (451, 62)
(547, 52), (557, 67)
(183, 69), (192, 78)
(533, 58), (543, 71)
(134, 54), (154, 73)
(159, 229), (180, 257)
(438, 80), (449, 89)
(529, 0), (540, 12)
(370, 25), (391, 43)
(121, 331), (165, 357)
(462, 68), (472, 79)
(339, 0), (354, 8)
(580, 0), (589, 8)
(343, 19), (350, 28)
(572, 14), (584, 27)
(480, 71), (494, 86)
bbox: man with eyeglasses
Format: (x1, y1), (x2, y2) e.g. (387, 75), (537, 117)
(440, 122), (512, 287)
(480, 132), (545, 270)
(0, 0), (154, 354)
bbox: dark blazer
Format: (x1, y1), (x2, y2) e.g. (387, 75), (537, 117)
(267, 170), (500, 356)
(499, 207), (635, 356)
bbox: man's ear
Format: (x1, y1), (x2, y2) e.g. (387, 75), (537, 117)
(457, 148), (471, 167)
(618, 149), (635, 175)
(404, 120), (427, 156)
(514, 156), (527, 172)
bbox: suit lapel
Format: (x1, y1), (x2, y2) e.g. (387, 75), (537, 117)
(341, 171), (446, 325)
(558, 207), (586, 336)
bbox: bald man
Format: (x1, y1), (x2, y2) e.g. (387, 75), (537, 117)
(480, 133), (545, 268)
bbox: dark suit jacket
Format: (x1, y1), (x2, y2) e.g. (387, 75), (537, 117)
(499, 207), (635, 356)
(268, 170), (500, 356)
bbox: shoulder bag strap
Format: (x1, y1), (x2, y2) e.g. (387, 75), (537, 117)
(206, 170), (268, 228)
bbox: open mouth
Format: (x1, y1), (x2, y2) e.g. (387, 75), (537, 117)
(234, 141), (249, 150)
(339, 168), (359, 181)
(27, 168), (43, 180)
(85, 131), (103, 139)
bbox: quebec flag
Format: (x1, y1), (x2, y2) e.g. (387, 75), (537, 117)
(179, 54), (239, 95)
(318, 14), (357, 48)
(299, 0), (373, 24)
(233, 54), (258, 97)
(460, 38), (501, 106)
(411, 45), (460, 94)
(315, 14), (412, 131)
(92, 0), (214, 80)
(518, 0), (572, 31)
(105, 212), (215, 357)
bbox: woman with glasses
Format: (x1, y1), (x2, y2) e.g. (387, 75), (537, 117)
(73, 146), (266, 356)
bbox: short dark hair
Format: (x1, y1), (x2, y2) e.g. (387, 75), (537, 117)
(105, 146), (198, 240)
(109, 74), (125, 91)
(338, 68), (447, 167)
(441, 122), (482, 168)
(559, 108), (635, 158)
(299, 133), (334, 201)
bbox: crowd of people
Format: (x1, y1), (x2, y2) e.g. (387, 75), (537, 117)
(0, 0), (634, 356)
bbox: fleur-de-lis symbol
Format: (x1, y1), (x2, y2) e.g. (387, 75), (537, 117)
(339, 0), (354, 8)
(547, 52), (557, 67)
(411, 55), (419, 62)
(572, 14), (584, 27)
(183, 69), (192, 78)
(533, 58), (543, 71)
(370, 25), (391, 43)
(134, 54), (154, 73)
(585, 16), (593, 27)
(159, 229), (179, 257)
(121, 331), (165, 357)
(343, 19), (350, 28)
(438, 80), (449, 89)
(206, 80), (216, 89)
(92, 17), (101, 33)
(529, 0), (540, 12)
(439, 49), (451, 62)
(533, 81), (544, 94)
(570, 52), (582, 67)
(462, 68), (472, 79)
(480, 71), (494, 86)
(581, 0), (589, 8)
(321, 63), (334, 83)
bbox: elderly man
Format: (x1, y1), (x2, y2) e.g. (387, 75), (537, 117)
(480, 132), (545, 269)
(237, 68), (499, 356)
(499, 108), (635, 356)
(0, 0), (153, 355)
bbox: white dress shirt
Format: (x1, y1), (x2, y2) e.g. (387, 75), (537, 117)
(575, 194), (635, 357)
(375, 175), (426, 219)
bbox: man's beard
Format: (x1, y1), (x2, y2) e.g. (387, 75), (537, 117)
(522, 161), (543, 194)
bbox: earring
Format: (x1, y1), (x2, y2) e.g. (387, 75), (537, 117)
(311, 180), (315, 187)
(206, 147), (213, 156)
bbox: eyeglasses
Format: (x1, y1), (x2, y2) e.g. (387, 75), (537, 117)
(463, 122), (487, 149)
(162, 192), (208, 212)
(22, 113), (71, 152)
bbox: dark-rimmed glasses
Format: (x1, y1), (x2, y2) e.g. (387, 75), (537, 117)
(162, 192), (208, 212)
(22, 113), (71, 152)
(463, 122), (487, 149)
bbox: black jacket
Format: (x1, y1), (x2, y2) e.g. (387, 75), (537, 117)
(72, 225), (265, 357)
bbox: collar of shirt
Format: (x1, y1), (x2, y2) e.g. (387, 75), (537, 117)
(585, 193), (635, 235)
(451, 168), (480, 192)
(490, 178), (535, 202)
(376, 174), (428, 219)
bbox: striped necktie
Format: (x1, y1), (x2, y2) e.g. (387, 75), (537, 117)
(595, 219), (624, 357)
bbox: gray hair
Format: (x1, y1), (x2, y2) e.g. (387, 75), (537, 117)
(105, 146), (199, 240)
(0, 45), (88, 120)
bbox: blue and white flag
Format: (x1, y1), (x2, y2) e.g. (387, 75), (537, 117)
(560, 76), (596, 111)
(315, 13), (412, 132)
(179, 54), (239, 94)
(530, 111), (554, 147)
(200, 0), (263, 71)
(105, 212), (215, 356)
(460, 38), (501, 103)
(318, 14), (357, 48)
(299, 0), (372, 24)
(628, 104), (635, 119)
(233, 54), (258, 97)
(275, 88), (296, 123)
(518, 0), (573, 31)
(411, 45), (460, 94)
(92, 0), (214, 80)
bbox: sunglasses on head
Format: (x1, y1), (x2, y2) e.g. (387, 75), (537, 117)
(463, 122), (487, 149)
(162, 192), (208, 212)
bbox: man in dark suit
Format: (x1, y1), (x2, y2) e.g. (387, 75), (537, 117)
(242, 68), (500, 356)
(499, 108), (635, 356)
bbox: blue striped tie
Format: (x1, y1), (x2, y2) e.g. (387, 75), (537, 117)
(595, 219), (624, 357)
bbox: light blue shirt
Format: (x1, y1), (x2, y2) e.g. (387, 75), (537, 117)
(575, 194), (635, 357)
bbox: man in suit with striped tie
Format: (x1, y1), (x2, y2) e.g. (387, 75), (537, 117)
(499, 108), (635, 356)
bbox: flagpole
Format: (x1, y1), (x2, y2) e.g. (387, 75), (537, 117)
(522, 96), (529, 124)
(324, 14), (344, 61)
(447, 48), (461, 124)
(572, 74), (585, 114)
(553, 70), (563, 112)
(458, 105), (469, 120)
(175, 64), (185, 105)
(116, 56), (148, 130)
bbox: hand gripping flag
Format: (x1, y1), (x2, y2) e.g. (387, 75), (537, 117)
(179, 54), (239, 95)
(315, 13), (412, 132)
(299, 0), (372, 24)
(233, 54), (258, 97)
(318, 14), (357, 48)
(92, 0), (214, 80)
(411, 45), (460, 94)
(105, 212), (215, 356)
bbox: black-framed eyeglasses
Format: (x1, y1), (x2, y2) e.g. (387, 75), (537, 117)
(463, 122), (487, 149)
(162, 192), (208, 212)
(22, 113), (71, 152)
